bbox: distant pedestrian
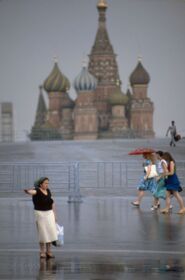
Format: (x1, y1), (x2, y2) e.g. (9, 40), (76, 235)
(24, 177), (57, 258)
(166, 121), (177, 147)
(160, 152), (185, 214)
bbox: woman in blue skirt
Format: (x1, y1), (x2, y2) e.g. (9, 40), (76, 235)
(131, 153), (158, 207)
(160, 152), (185, 214)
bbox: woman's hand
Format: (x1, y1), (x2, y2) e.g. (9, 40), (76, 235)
(24, 188), (37, 195)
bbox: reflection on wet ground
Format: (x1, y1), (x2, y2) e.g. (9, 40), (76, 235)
(1, 197), (185, 279)
(0, 252), (185, 279)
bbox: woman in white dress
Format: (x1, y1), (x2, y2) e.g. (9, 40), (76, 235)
(24, 177), (57, 258)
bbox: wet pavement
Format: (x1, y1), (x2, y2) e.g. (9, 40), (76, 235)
(1, 196), (185, 279)
(0, 138), (185, 162)
(0, 138), (185, 279)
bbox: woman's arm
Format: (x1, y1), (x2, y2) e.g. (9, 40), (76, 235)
(24, 188), (37, 195)
(160, 161), (168, 177)
(144, 164), (152, 180)
(167, 161), (175, 176)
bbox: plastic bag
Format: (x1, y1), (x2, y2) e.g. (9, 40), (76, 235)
(52, 223), (64, 247)
(144, 164), (158, 178)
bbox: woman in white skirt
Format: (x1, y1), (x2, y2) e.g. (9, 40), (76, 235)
(24, 177), (57, 258)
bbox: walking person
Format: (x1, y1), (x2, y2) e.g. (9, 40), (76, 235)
(166, 121), (177, 147)
(160, 152), (185, 214)
(24, 177), (57, 258)
(131, 153), (158, 207)
(150, 151), (168, 210)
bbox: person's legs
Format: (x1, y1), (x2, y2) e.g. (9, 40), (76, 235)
(161, 191), (171, 213)
(151, 197), (160, 210)
(46, 242), (54, 258)
(171, 134), (176, 146)
(39, 242), (46, 258)
(132, 190), (144, 206)
(173, 191), (185, 213)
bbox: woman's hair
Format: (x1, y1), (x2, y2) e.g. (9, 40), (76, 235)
(34, 177), (49, 188)
(156, 150), (163, 157)
(162, 152), (175, 163)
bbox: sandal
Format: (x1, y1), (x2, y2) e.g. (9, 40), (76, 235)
(177, 208), (185, 215)
(160, 208), (170, 214)
(131, 201), (140, 207)
(40, 253), (46, 258)
(46, 252), (55, 259)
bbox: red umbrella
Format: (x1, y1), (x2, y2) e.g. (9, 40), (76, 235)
(128, 148), (155, 155)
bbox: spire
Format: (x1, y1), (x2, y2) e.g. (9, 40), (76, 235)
(97, 0), (108, 24)
(88, 0), (120, 85)
(34, 86), (47, 127)
(91, 0), (112, 54)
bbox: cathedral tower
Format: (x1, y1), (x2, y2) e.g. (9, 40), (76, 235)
(88, 0), (122, 131)
(43, 61), (70, 129)
(74, 65), (98, 140)
(129, 58), (155, 138)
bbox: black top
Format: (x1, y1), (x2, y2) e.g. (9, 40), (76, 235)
(32, 188), (54, 211)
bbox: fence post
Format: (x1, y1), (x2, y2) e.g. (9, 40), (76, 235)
(68, 162), (82, 203)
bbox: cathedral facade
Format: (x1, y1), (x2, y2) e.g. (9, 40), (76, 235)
(30, 0), (155, 140)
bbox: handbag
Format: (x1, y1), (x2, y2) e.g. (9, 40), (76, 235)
(174, 134), (181, 142)
(144, 164), (158, 178)
(52, 223), (64, 247)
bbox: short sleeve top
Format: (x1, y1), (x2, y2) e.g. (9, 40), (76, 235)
(32, 188), (54, 211)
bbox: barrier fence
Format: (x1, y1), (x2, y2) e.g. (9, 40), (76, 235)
(0, 161), (185, 201)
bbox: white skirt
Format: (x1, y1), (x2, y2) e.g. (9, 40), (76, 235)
(34, 210), (57, 243)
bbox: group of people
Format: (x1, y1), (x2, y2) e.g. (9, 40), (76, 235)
(131, 151), (185, 214)
(24, 148), (184, 259)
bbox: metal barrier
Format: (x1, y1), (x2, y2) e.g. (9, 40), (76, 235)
(78, 161), (185, 196)
(0, 161), (185, 199)
(0, 162), (81, 202)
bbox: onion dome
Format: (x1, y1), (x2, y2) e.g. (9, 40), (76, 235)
(130, 59), (150, 86)
(74, 66), (97, 92)
(43, 62), (70, 92)
(109, 87), (128, 106)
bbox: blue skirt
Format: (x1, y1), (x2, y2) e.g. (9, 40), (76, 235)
(165, 173), (182, 192)
(137, 176), (157, 194)
(153, 178), (166, 199)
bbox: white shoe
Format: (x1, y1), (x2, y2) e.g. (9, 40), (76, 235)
(150, 205), (160, 211)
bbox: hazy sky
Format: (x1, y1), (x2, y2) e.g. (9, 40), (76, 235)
(0, 0), (185, 139)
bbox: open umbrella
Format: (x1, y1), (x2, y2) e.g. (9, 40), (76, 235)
(128, 148), (155, 155)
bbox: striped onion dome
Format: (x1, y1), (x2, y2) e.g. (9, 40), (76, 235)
(130, 59), (150, 86)
(74, 66), (97, 93)
(43, 62), (70, 92)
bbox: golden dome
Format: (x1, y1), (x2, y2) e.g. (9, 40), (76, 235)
(97, 0), (108, 8)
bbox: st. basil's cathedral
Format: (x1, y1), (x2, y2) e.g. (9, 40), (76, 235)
(30, 0), (155, 140)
